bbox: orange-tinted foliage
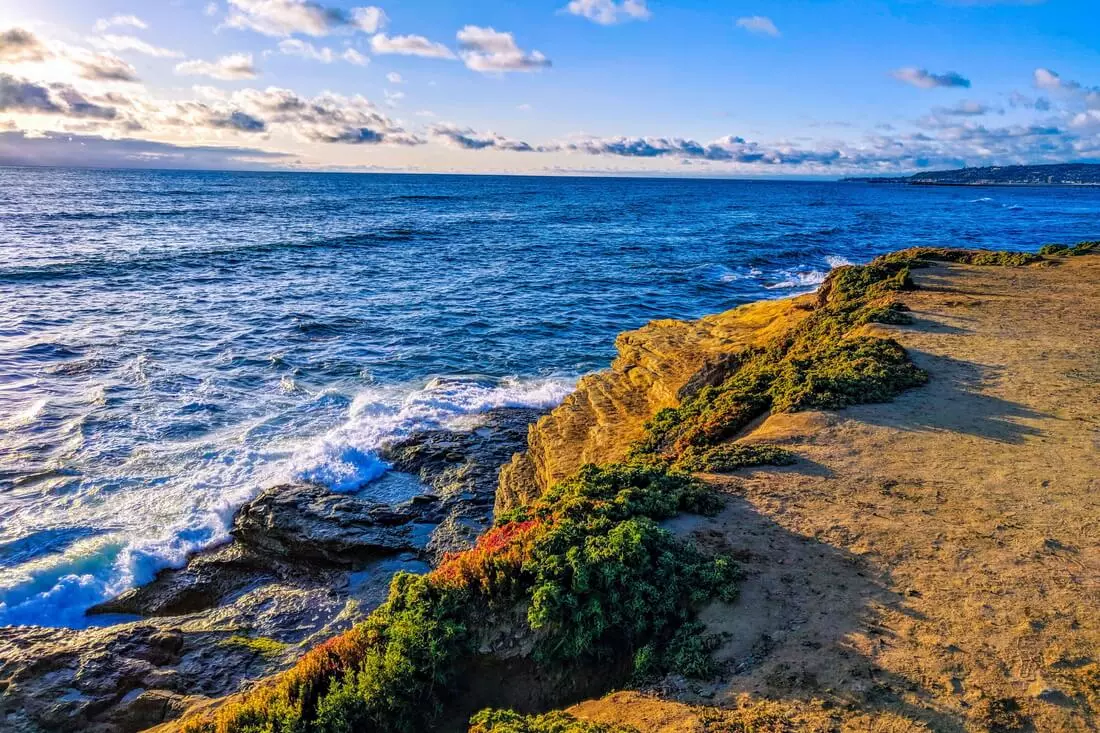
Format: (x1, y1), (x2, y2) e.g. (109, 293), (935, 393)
(433, 519), (541, 592)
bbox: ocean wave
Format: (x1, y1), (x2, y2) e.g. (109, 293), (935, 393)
(825, 255), (855, 268)
(690, 263), (753, 283)
(0, 374), (573, 627)
(288, 375), (574, 493)
(0, 398), (49, 431)
(764, 269), (829, 290)
(0, 229), (437, 283)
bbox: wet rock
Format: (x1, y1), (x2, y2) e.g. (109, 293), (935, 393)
(4, 407), (544, 732)
(0, 624), (189, 732)
(383, 407), (543, 561)
(90, 543), (286, 617)
(232, 483), (424, 564)
(384, 407), (542, 502)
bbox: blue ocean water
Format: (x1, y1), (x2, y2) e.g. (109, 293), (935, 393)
(1, 167), (1098, 627)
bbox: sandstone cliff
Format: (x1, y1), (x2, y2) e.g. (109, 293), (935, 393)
(496, 295), (814, 512)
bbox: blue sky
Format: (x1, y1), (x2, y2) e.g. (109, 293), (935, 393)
(1, 0), (1099, 175)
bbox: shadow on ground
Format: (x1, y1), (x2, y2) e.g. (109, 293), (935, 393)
(853, 352), (1049, 444)
(666, 493), (969, 732)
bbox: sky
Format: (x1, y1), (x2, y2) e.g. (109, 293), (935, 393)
(1, 0), (1099, 176)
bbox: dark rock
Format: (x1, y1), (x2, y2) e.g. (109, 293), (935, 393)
(4, 407), (545, 732)
(382, 407), (542, 561)
(231, 483), (423, 564)
(89, 543), (285, 617)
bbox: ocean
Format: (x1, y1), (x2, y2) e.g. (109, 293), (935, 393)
(1, 167), (1097, 628)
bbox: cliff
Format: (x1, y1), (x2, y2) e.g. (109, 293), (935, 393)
(562, 249), (1100, 732)
(496, 296), (814, 512)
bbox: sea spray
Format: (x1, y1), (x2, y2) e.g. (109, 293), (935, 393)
(0, 375), (574, 628)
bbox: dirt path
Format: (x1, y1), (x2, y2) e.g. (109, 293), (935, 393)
(572, 257), (1100, 732)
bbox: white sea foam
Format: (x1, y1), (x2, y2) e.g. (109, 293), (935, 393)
(286, 376), (575, 493)
(825, 255), (855, 268)
(0, 375), (574, 628)
(764, 269), (829, 290)
(1, 397), (48, 430)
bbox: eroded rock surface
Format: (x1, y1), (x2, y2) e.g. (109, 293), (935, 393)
(1, 407), (540, 733)
(496, 297), (813, 512)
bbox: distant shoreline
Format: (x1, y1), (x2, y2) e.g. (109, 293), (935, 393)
(843, 162), (1100, 187)
(845, 180), (1100, 187)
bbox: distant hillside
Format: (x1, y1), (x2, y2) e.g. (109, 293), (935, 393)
(844, 163), (1100, 185)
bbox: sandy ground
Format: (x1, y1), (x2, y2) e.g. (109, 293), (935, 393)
(571, 256), (1100, 732)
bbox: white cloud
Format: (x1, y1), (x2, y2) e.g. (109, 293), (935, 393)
(350, 7), (387, 34)
(430, 122), (537, 151)
(0, 73), (120, 119)
(386, 71), (403, 83)
(225, 0), (386, 37)
(176, 52), (260, 80)
(735, 16), (780, 37)
(456, 26), (550, 73)
(517, 103), (532, 111)
(370, 33), (454, 59)
(343, 48), (368, 66)
(1034, 67), (1072, 91)
(76, 52), (140, 82)
(230, 86), (421, 144)
(88, 35), (184, 58)
(93, 15), (148, 33)
(892, 67), (971, 89)
(277, 38), (334, 62)
(563, 0), (650, 25)
(0, 28), (143, 83)
(205, 3), (220, 17)
(1032, 68), (1100, 111)
(935, 100), (991, 117)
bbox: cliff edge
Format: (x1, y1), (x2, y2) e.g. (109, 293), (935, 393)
(496, 295), (813, 512)
(559, 252), (1100, 731)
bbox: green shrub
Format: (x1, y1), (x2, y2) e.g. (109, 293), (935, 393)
(633, 621), (724, 681)
(770, 336), (927, 412)
(880, 248), (1041, 267)
(470, 709), (638, 733)
(631, 255), (932, 464)
(182, 464), (735, 733)
(675, 444), (796, 473)
(1039, 240), (1097, 257)
(857, 300), (913, 326)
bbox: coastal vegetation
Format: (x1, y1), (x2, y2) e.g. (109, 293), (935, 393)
(1039, 240), (1099, 256)
(470, 710), (637, 733)
(470, 710), (638, 733)
(181, 462), (736, 733)
(177, 244), (1076, 733)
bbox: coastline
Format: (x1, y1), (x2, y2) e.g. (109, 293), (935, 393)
(3, 244), (1098, 733)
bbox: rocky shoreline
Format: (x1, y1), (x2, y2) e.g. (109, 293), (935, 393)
(5, 245), (1099, 733)
(0, 407), (541, 732)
